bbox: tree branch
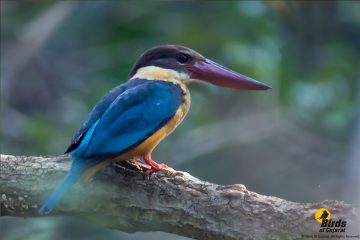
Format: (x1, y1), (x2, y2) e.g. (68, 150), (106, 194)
(0, 154), (359, 240)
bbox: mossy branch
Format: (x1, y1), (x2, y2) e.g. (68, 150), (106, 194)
(0, 154), (359, 240)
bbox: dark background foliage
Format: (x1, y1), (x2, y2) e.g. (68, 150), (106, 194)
(1, 1), (359, 239)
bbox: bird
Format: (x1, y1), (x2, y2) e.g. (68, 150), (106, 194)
(38, 44), (271, 215)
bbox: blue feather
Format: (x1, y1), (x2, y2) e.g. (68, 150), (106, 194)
(38, 161), (83, 215)
(65, 79), (149, 154)
(39, 79), (184, 214)
(73, 80), (183, 160)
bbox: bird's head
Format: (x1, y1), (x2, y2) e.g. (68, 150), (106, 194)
(129, 45), (271, 90)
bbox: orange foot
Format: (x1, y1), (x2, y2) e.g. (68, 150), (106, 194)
(143, 156), (171, 176)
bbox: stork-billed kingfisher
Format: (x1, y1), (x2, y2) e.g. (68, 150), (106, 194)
(39, 45), (271, 215)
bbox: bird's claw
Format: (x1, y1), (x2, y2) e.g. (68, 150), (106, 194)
(144, 163), (171, 177)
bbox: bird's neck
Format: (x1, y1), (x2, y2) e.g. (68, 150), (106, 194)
(131, 66), (191, 86)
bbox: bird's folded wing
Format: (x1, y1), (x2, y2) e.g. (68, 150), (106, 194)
(65, 79), (149, 154)
(71, 80), (183, 160)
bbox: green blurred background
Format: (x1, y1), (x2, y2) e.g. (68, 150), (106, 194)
(1, 1), (359, 239)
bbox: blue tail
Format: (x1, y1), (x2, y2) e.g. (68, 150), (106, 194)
(39, 164), (83, 215)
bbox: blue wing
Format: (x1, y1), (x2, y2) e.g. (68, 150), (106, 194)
(71, 80), (184, 162)
(40, 79), (183, 215)
(65, 79), (150, 154)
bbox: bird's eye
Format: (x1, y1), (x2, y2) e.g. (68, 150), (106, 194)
(177, 53), (190, 64)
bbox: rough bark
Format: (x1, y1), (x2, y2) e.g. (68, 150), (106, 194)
(0, 154), (359, 240)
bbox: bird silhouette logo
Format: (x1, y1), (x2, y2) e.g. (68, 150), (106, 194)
(315, 208), (331, 224)
(318, 210), (329, 220)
